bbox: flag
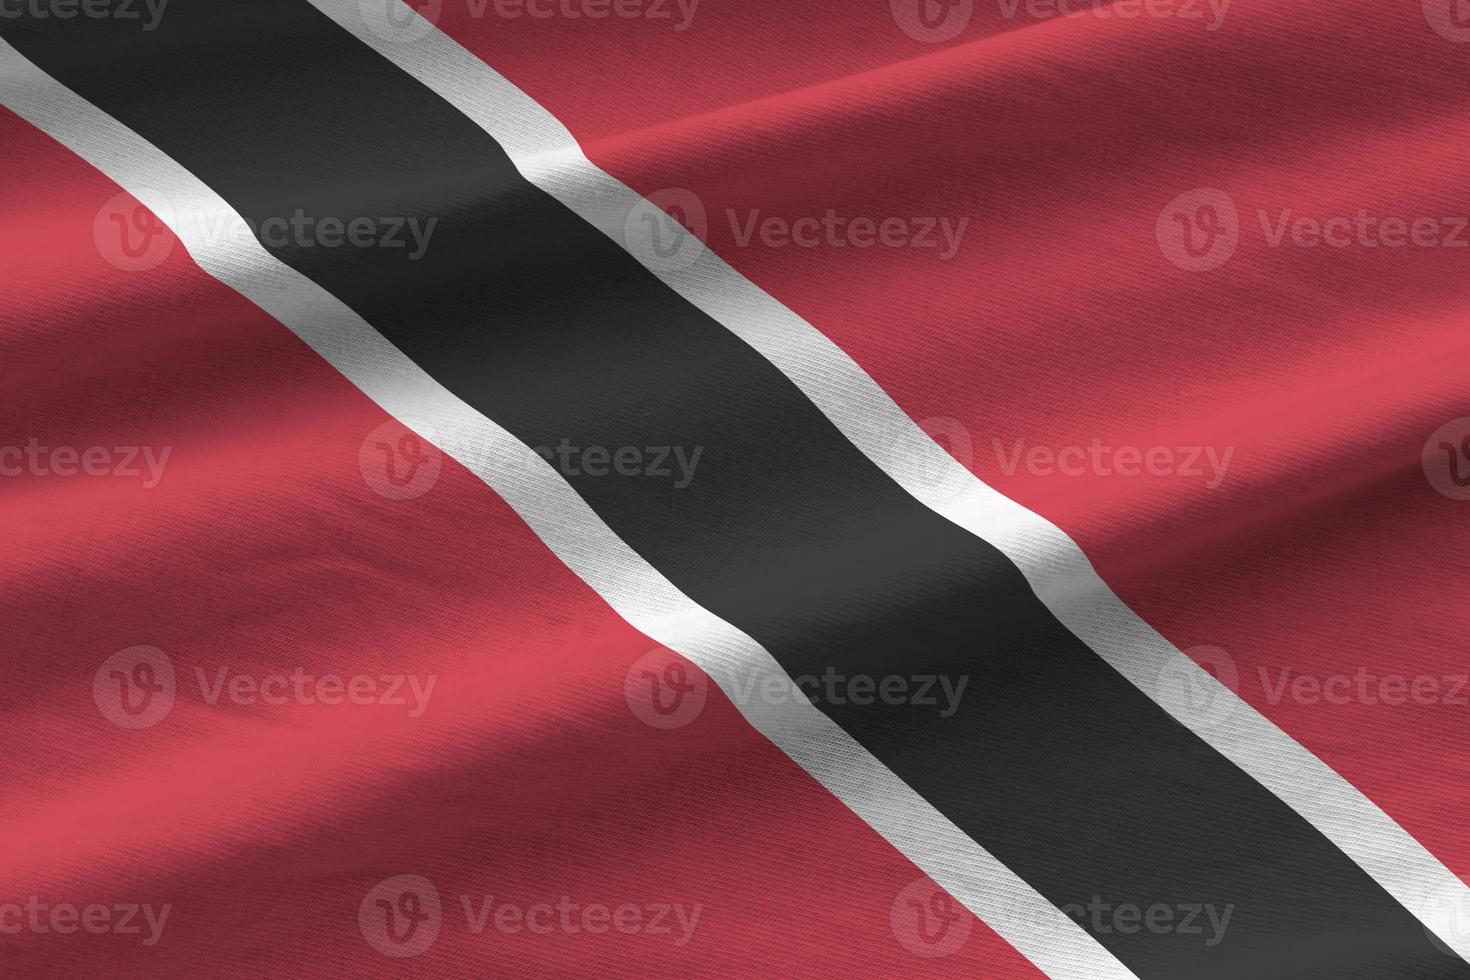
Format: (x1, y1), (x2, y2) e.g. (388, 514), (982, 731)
(2, 1), (1470, 976)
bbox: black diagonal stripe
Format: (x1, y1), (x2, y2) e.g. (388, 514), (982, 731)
(7, 4), (1462, 976)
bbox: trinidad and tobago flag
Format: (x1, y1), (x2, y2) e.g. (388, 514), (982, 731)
(4, 0), (1470, 976)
